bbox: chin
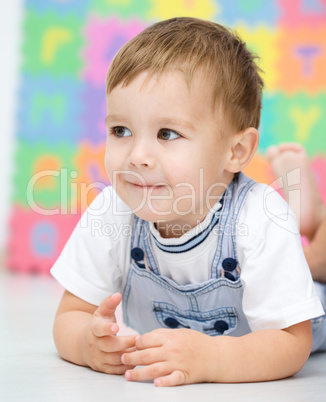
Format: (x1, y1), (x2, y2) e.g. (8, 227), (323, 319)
(129, 201), (175, 223)
(132, 207), (166, 223)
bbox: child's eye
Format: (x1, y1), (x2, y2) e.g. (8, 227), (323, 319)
(111, 126), (132, 138)
(158, 129), (181, 141)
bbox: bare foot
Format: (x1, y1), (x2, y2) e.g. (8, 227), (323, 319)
(266, 143), (326, 240)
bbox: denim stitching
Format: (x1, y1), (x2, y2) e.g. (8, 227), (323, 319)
(231, 180), (256, 263)
(130, 261), (243, 295)
(153, 302), (238, 335)
(211, 180), (234, 279)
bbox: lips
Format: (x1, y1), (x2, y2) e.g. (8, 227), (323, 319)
(119, 173), (169, 190)
(129, 182), (166, 189)
(125, 179), (169, 192)
(122, 176), (165, 187)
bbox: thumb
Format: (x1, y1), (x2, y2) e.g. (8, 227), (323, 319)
(94, 292), (122, 321)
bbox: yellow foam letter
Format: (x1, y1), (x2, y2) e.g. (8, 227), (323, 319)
(290, 106), (320, 141)
(41, 28), (72, 65)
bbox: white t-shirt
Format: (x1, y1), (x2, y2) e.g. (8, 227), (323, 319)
(51, 183), (325, 332)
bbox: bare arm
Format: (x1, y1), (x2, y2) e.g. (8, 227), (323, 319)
(122, 320), (312, 386)
(53, 291), (136, 374)
(207, 320), (312, 383)
(53, 291), (96, 366)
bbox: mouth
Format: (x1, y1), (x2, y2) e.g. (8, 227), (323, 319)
(125, 179), (169, 192)
(128, 182), (167, 189)
(120, 173), (169, 191)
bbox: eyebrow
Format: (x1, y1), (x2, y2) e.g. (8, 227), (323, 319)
(156, 117), (196, 131)
(105, 114), (128, 126)
(105, 114), (196, 131)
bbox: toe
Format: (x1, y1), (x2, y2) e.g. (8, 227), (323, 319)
(266, 145), (279, 161)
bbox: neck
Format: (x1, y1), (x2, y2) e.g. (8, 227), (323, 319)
(155, 215), (207, 239)
(155, 173), (235, 239)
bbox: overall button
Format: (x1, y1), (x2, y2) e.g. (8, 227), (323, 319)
(224, 272), (236, 281)
(164, 317), (179, 328)
(214, 320), (229, 334)
(222, 257), (237, 271)
(131, 247), (144, 261)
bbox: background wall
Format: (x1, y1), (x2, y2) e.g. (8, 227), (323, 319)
(0, 1), (23, 252)
(2, 0), (326, 273)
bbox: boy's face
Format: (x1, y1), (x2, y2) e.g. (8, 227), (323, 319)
(105, 70), (235, 237)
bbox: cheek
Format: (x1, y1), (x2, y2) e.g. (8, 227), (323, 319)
(104, 145), (112, 176)
(105, 140), (122, 168)
(104, 143), (110, 166)
(104, 153), (120, 185)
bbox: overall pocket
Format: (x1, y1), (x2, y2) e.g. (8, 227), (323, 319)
(153, 301), (238, 336)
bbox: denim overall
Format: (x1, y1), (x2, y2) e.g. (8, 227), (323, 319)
(312, 281), (326, 352)
(122, 172), (326, 350)
(122, 173), (255, 337)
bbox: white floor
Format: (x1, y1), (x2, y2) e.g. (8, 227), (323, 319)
(1, 266), (326, 402)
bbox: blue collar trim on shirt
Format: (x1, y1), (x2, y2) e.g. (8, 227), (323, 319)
(151, 197), (225, 254)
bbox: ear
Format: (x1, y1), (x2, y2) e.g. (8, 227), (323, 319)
(225, 127), (259, 173)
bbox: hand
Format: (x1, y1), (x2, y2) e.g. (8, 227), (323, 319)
(81, 293), (137, 375)
(121, 328), (216, 386)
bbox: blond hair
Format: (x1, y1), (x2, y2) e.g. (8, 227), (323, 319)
(106, 17), (264, 132)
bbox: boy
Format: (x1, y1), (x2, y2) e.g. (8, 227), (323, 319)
(51, 17), (325, 387)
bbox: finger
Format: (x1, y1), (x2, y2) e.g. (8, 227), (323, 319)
(103, 351), (125, 366)
(94, 293), (122, 320)
(102, 363), (135, 375)
(124, 346), (137, 353)
(121, 347), (163, 367)
(102, 350), (136, 366)
(154, 370), (187, 387)
(92, 316), (120, 337)
(135, 330), (167, 350)
(98, 334), (137, 353)
(125, 363), (170, 382)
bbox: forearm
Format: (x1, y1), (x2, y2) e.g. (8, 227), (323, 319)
(53, 311), (92, 366)
(207, 321), (312, 383)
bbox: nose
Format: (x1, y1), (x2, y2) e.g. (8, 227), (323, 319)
(128, 139), (156, 168)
